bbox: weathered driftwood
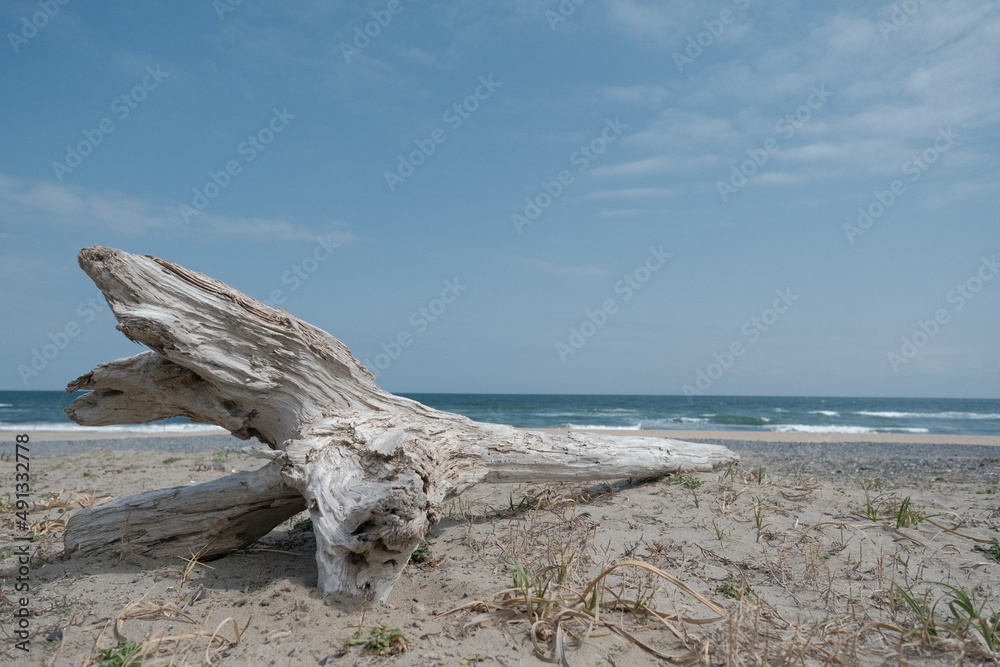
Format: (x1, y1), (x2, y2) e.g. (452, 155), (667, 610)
(64, 246), (738, 602)
(64, 463), (305, 560)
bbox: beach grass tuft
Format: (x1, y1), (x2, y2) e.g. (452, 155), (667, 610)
(290, 517), (313, 533)
(97, 639), (144, 667)
(345, 624), (407, 656)
(410, 541), (432, 563)
(13, 442), (1000, 665)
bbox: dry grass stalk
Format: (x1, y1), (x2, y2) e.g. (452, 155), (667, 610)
(93, 585), (250, 667)
(34, 489), (111, 511)
(441, 560), (726, 664)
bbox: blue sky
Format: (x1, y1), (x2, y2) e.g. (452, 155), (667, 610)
(1, 0), (998, 398)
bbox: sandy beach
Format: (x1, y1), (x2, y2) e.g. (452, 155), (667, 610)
(3, 430), (999, 665)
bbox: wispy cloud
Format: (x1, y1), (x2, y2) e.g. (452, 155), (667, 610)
(597, 0), (1000, 186)
(0, 254), (66, 282)
(0, 174), (354, 243)
(587, 187), (677, 198)
(597, 209), (643, 218)
(921, 174), (1000, 208)
(504, 255), (613, 280)
(605, 0), (704, 47)
(750, 172), (816, 186)
(591, 155), (720, 177)
(600, 84), (669, 107)
(628, 110), (741, 148)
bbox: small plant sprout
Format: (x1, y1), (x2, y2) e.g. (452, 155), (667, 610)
(894, 495), (923, 529)
(97, 640), (144, 667)
(751, 495), (764, 528)
(346, 625), (407, 656)
(893, 582), (939, 640)
(554, 552), (575, 586)
(751, 495), (767, 540)
(973, 537), (1000, 563)
(410, 542), (432, 563)
(715, 577), (752, 600)
(862, 486), (879, 521)
(667, 474), (702, 489)
(941, 583), (999, 652)
(712, 518), (725, 541)
(510, 559), (546, 621)
(290, 517), (313, 533)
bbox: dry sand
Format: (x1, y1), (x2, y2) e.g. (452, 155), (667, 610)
(2, 430), (999, 666)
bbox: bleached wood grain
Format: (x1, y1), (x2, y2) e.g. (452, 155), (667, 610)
(65, 246), (738, 601)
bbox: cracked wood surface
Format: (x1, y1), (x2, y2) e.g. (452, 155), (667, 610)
(64, 246), (738, 601)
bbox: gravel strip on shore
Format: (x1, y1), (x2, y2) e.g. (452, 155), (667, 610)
(29, 433), (247, 458)
(27, 434), (1000, 485)
(689, 438), (1000, 484)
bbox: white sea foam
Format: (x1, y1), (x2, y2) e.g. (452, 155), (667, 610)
(564, 423), (643, 430)
(643, 418), (709, 429)
(768, 424), (873, 434)
(0, 403), (13, 408)
(0, 422), (226, 433)
(856, 411), (1000, 420)
(809, 410), (840, 417)
(538, 409), (639, 418)
(766, 424), (930, 434)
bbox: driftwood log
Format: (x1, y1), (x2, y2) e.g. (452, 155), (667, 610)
(63, 246), (738, 602)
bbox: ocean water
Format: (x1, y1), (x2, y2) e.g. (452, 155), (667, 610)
(401, 394), (999, 436)
(2, 390), (996, 436)
(0, 390), (224, 434)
